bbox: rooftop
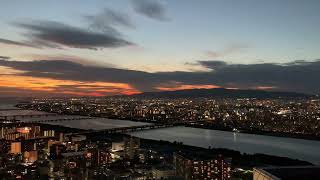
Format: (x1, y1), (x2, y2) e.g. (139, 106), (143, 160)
(255, 166), (320, 180)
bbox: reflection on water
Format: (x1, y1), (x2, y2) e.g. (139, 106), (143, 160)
(49, 118), (150, 130)
(129, 126), (320, 165)
(0, 104), (19, 110)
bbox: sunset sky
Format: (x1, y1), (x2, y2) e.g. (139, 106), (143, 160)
(0, 0), (320, 97)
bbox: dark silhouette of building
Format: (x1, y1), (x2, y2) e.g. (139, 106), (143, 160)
(174, 152), (231, 180)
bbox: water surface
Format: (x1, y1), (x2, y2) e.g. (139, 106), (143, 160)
(129, 126), (320, 164)
(48, 118), (150, 130)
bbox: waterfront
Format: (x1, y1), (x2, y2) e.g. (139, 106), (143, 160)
(129, 126), (320, 165)
(47, 118), (150, 130)
(2, 102), (320, 164)
(38, 116), (320, 165)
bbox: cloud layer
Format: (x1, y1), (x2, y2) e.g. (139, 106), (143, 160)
(0, 38), (36, 48)
(13, 21), (133, 50)
(0, 7), (136, 50)
(132, 0), (169, 21)
(0, 57), (320, 96)
(85, 8), (135, 31)
(0, 3), (170, 50)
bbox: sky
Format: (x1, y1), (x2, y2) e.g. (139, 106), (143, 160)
(0, 0), (320, 97)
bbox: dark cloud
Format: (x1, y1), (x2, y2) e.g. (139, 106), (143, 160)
(26, 54), (115, 67)
(13, 20), (134, 50)
(0, 59), (158, 92)
(198, 60), (228, 70)
(85, 8), (135, 33)
(0, 86), (106, 98)
(0, 59), (320, 95)
(181, 60), (320, 94)
(132, 0), (169, 21)
(0, 87), (53, 98)
(0, 38), (37, 48)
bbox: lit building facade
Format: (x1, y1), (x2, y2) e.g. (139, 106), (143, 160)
(174, 153), (231, 180)
(10, 142), (21, 154)
(24, 151), (38, 163)
(124, 137), (140, 159)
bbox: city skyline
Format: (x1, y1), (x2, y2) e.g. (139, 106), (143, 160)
(1, 0), (320, 96)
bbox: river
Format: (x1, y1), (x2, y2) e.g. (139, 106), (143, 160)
(1, 101), (319, 164)
(47, 117), (150, 130)
(129, 126), (320, 165)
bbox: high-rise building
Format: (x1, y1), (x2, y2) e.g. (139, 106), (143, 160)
(24, 151), (38, 163)
(86, 148), (99, 167)
(43, 130), (55, 137)
(152, 166), (175, 179)
(98, 149), (112, 166)
(174, 152), (231, 180)
(0, 140), (9, 153)
(111, 141), (124, 152)
(49, 144), (66, 160)
(22, 140), (36, 152)
(0, 127), (4, 139)
(47, 139), (57, 150)
(59, 132), (64, 142)
(3, 126), (33, 140)
(124, 137), (140, 159)
(10, 142), (21, 154)
(30, 125), (41, 138)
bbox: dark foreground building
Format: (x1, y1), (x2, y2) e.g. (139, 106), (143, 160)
(174, 152), (231, 180)
(253, 166), (320, 180)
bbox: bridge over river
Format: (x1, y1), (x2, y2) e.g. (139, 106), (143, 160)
(9, 114), (180, 135)
(74, 123), (178, 135)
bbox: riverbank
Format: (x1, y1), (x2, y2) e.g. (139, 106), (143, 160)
(28, 122), (313, 168)
(93, 114), (320, 141)
(93, 113), (320, 141)
(129, 126), (320, 165)
(100, 116), (320, 141)
(137, 137), (313, 168)
(39, 122), (314, 167)
(15, 103), (320, 141)
(184, 123), (320, 141)
(84, 132), (313, 168)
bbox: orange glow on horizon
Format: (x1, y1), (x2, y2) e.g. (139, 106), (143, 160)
(156, 84), (221, 91)
(255, 86), (276, 90)
(0, 75), (140, 96)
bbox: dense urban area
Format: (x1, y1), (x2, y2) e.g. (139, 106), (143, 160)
(22, 97), (320, 139)
(0, 96), (320, 179)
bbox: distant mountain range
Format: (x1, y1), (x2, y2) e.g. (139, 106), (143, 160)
(128, 88), (312, 99)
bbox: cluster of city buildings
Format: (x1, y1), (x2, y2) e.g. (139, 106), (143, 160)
(0, 109), (232, 179)
(22, 97), (320, 138)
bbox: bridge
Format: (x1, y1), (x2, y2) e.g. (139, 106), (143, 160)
(2, 112), (181, 135)
(17, 116), (94, 123)
(66, 123), (180, 137)
(90, 123), (176, 134)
